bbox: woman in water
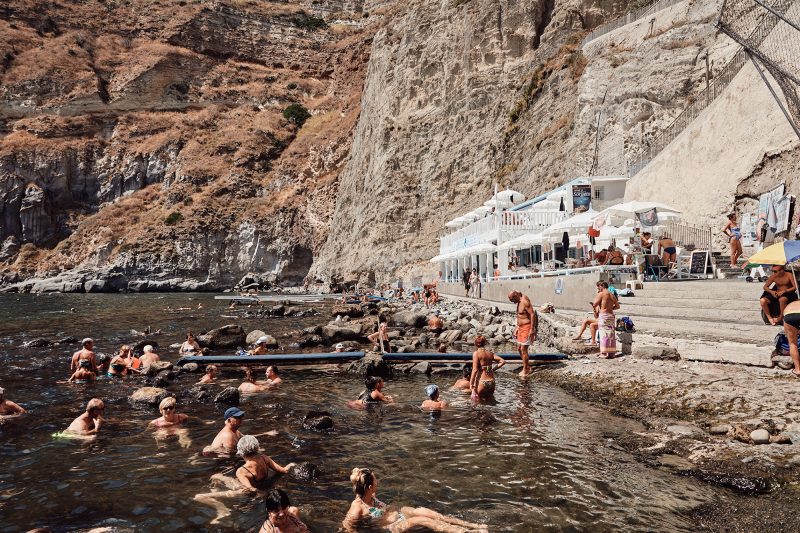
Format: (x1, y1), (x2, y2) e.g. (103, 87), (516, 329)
(347, 376), (393, 409)
(470, 335), (505, 401)
(180, 331), (201, 355)
(108, 345), (140, 378)
(197, 365), (218, 385)
(343, 468), (486, 533)
(259, 489), (308, 533)
(149, 397), (189, 428)
(724, 212), (746, 268)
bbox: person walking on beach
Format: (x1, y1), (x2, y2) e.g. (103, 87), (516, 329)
(71, 338), (98, 374)
(593, 281), (619, 358)
(724, 213), (746, 268)
(64, 398), (104, 436)
(760, 264), (798, 325)
(508, 291), (536, 377)
(469, 269), (480, 298)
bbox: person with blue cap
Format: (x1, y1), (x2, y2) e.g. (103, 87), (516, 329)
(421, 384), (447, 411)
(203, 406), (245, 456)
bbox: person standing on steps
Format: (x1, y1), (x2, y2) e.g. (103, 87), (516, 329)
(760, 264), (798, 325)
(724, 212), (746, 268)
(508, 290), (536, 377)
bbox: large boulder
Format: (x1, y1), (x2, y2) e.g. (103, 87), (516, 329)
(129, 387), (170, 407)
(144, 361), (173, 376)
(198, 325), (246, 349)
(439, 330), (462, 344)
(389, 310), (427, 328)
(303, 410), (334, 431)
(331, 304), (364, 318)
(321, 324), (364, 342)
(180, 362), (200, 373)
(344, 351), (392, 377)
(246, 330), (267, 344)
(214, 387), (240, 406)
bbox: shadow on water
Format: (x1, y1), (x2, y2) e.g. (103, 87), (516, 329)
(0, 294), (726, 531)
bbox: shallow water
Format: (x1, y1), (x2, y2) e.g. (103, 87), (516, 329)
(0, 294), (718, 532)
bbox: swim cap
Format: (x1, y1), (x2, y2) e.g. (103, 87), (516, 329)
(425, 384), (439, 398)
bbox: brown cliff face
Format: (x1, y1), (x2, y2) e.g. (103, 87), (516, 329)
(0, 0), (384, 291)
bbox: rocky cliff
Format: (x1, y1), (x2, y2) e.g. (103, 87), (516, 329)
(3, 0), (795, 291)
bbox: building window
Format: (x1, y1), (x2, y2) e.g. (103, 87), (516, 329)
(594, 187), (604, 200)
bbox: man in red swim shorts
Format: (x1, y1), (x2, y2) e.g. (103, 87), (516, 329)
(508, 290), (536, 378)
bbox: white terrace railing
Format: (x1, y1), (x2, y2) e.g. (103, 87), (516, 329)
(439, 211), (568, 255)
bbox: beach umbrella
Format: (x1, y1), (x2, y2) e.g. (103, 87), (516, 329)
(747, 240), (800, 297)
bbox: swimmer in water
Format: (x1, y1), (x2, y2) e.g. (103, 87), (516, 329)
(67, 362), (96, 383)
(203, 407), (245, 456)
(450, 365), (472, 392)
(343, 468), (486, 533)
(139, 345), (160, 367)
(64, 398), (104, 436)
(149, 397), (189, 428)
(71, 338), (98, 374)
(180, 331), (201, 355)
(260, 489), (308, 533)
(263, 366), (281, 387)
(347, 376), (393, 410)
(197, 365), (218, 384)
(0, 387), (26, 417)
(470, 335), (505, 402)
(239, 368), (268, 393)
(108, 345), (141, 378)
(421, 384), (447, 411)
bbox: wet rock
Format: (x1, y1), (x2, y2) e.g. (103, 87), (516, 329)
(144, 361), (173, 376)
(193, 388), (210, 402)
(180, 362), (200, 373)
(633, 346), (680, 361)
(709, 424), (732, 435)
(198, 324), (246, 349)
(22, 338), (50, 348)
(344, 351), (392, 377)
(321, 324), (363, 342)
(130, 387), (170, 407)
(57, 336), (78, 344)
(214, 387), (240, 406)
(285, 306), (300, 315)
(389, 310), (426, 328)
(153, 370), (175, 387)
(750, 429), (771, 444)
(302, 410), (334, 431)
(288, 462), (320, 481)
(331, 304), (364, 318)
(299, 335), (323, 347)
(246, 330), (266, 344)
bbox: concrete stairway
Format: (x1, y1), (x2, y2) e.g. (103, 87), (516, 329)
(712, 251), (748, 279)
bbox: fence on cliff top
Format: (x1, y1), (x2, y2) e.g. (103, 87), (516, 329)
(581, 0), (687, 47)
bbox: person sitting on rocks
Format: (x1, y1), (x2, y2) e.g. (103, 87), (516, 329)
(573, 290), (601, 345)
(260, 489), (308, 533)
(71, 338), (98, 375)
(139, 345), (160, 367)
(64, 398), (104, 436)
(180, 332), (201, 355)
(198, 365), (218, 385)
(760, 264), (798, 325)
(239, 368), (268, 393)
(249, 336), (270, 356)
(604, 245), (624, 266)
(149, 397), (189, 429)
(421, 384), (447, 411)
(0, 387), (26, 418)
(428, 312), (444, 334)
(203, 407), (245, 456)
(450, 365), (472, 392)
(347, 376), (393, 409)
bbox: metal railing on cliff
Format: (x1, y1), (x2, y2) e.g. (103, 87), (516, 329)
(626, 0), (792, 176)
(581, 0), (687, 47)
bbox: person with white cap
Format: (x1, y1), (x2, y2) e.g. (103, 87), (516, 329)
(203, 406), (245, 456)
(249, 336), (271, 356)
(70, 338), (98, 375)
(421, 384), (447, 411)
(0, 387), (26, 417)
(139, 345), (161, 367)
(334, 343), (345, 353)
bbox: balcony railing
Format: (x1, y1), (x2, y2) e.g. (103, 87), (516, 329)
(439, 211), (568, 255)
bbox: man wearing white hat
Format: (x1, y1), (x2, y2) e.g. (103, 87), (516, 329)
(248, 336), (270, 356)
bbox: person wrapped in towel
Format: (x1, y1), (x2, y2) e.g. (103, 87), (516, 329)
(592, 281), (620, 358)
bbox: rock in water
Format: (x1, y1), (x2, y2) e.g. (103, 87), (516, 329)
(180, 362), (200, 373)
(130, 387), (169, 407)
(303, 411), (334, 431)
(22, 338), (50, 348)
(321, 324), (363, 342)
(214, 387), (240, 406)
(288, 462), (320, 481)
(344, 351), (392, 377)
(198, 325), (246, 349)
(390, 310), (426, 328)
(144, 361), (173, 376)
(246, 330), (266, 344)
(750, 429), (771, 444)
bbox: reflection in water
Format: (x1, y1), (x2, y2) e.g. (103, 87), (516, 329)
(0, 294), (720, 531)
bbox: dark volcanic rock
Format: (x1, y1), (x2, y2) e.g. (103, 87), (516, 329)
(303, 410), (334, 431)
(198, 324), (246, 349)
(129, 387), (170, 407)
(288, 462), (320, 481)
(214, 386), (240, 406)
(389, 310), (426, 328)
(22, 338), (51, 348)
(344, 351), (392, 377)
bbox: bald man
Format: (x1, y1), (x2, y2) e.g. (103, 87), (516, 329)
(508, 291), (536, 377)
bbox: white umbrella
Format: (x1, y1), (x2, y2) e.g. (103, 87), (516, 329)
(604, 201), (680, 225)
(542, 209), (600, 239)
(485, 189), (526, 208)
(498, 232), (544, 251)
(453, 243), (497, 257)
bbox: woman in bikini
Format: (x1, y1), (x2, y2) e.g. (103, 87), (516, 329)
(469, 335), (505, 401)
(259, 489), (308, 533)
(108, 345), (140, 378)
(343, 468), (486, 533)
(724, 212), (746, 268)
(180, 331), (201, 355)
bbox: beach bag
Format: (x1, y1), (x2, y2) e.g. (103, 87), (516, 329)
(774, 333), (800, 355)
(616, 316), (635, 332)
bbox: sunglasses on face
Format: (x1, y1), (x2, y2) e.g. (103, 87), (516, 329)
(162, 406), (175, 411)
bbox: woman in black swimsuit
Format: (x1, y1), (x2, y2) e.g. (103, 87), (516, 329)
(604, 245), (625, 266)
(236, 435), (295, 491)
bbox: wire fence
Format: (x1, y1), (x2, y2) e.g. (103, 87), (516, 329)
(664, 221), (713, 252)
(581, 0), (687, 47)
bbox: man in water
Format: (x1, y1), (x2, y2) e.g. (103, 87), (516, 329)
(71, 338), (98, 374)
(65, 398), (104, 435)
(139, 345), (160, 367)
(204, 407), (245, 455)
(265, 366), (282, 386)
(0, 387), (26, 417)
(508, 291), (536, 377)
(760, 265), (798, 325)
(593, 281), (620, 358)
(248, 336), (270, 355)
(334, 343), (345, 353)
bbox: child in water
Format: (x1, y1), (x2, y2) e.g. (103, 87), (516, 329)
(421, 384), (447, 411)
